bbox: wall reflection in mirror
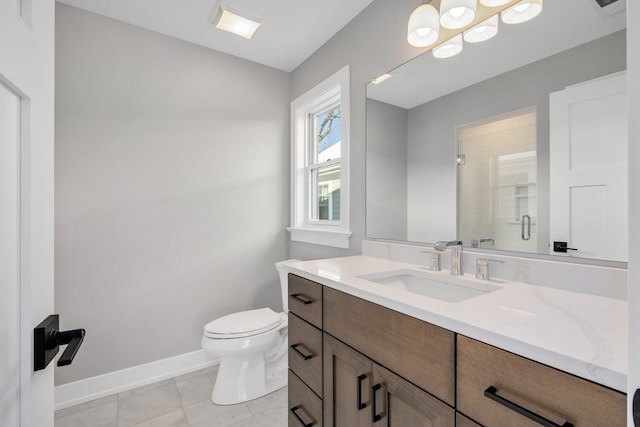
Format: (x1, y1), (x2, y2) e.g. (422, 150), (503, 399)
(366, 0), (627, 262)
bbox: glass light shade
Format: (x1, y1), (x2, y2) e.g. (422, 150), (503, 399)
(463, 14), (499, 43)
(214, 8), (261, 39)
(501, 0), (543, 24)
(440, 0), (476, 29)
(433, 34), (464, 58)
(479, 0), (512, 6)
(407, 3), (441, 47)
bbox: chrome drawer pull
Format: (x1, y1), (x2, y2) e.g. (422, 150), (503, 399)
(484, 386), (574, 427)
(290, 343), (313, 360)
(290, 405), (313, 427)
(357, 374), (367, 410)
(371, 383), (383, 422)
(291, 293), (313, 305)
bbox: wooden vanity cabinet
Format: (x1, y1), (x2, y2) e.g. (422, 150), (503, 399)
(457, 335), (626, 427)
(287, 274), (626, 427)
(323, 286), (455, 406)
(324, 333), (454, 427)
(287, 274), (323, 427)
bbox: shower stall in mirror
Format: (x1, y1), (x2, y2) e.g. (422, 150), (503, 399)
(457, 107), (537, 253)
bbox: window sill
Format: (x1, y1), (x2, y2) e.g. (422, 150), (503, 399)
(287, 227), (352, 249)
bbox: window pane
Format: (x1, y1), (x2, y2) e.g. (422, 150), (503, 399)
(316, 106), (341, 163)
(313, 165), (341, 221)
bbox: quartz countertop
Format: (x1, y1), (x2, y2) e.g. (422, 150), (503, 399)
(280, 255), (627, 392)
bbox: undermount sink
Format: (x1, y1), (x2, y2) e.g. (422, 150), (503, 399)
(359, 269), (501, 303)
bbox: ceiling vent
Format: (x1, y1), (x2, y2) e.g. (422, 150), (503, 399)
(593, 0), (626, 17)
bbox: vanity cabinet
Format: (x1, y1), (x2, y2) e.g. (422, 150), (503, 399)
(287, 274), (626, 427)
(457, 335), (626, 427)
(323, 333), (454, 427)
(323, 286), (455, 406)
(287, 274), (323, 427)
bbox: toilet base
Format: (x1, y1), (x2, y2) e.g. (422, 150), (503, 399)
(210, 328), (288, 405)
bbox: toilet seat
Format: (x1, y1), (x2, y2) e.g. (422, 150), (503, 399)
(204, 308), (284, 339)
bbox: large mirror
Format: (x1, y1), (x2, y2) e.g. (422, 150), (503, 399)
(366, 0), (627, 262)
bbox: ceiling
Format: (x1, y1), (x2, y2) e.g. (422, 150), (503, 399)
(56, 0), (375, 72)
(367, 0), (626, 109)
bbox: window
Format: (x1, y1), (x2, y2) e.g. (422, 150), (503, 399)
(288, 66), (351, 248)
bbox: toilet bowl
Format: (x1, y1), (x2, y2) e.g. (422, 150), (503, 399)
(201, 259), (298, 405)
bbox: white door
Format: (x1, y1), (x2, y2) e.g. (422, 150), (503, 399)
(0, 2), (56, 427)
(549, 72), (627, 262)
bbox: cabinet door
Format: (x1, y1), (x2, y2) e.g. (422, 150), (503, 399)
(324, 334), (371, 427)
(371, 363), (454, 427)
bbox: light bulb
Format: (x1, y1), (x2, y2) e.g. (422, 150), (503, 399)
(433, 34), (464, 58)
(463, 14), (499, 43)
(501, 0), (543, 24)
(440, 0), (476, 29)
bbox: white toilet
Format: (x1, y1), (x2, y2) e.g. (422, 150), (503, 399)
(201, 259), (297, 405)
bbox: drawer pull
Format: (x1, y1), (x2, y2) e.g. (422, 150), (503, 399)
(290, 343), (313, 360)
(290, 405), (313, 427)
(291, 293), (313, 305)
(484, 386), (574, 427)
(357, 374), (367, 410)
(371, 383), (383, 422)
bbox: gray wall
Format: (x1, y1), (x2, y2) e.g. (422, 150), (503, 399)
(289, 0), (432, 260)
(366, 99), (408, 240)
(405, 31), (626, 252)
(55, 5), (290, 385)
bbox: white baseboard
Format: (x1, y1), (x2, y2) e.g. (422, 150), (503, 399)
(55, 350), (219, 411)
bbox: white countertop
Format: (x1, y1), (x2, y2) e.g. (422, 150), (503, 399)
(281, 255), (627, 392)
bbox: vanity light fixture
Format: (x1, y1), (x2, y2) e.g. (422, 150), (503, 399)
(407, 2), (441, 47)
(463, 14), (499, 43)
(440, 0), (477, 29)
(433, 34), (464, 58)
(371, 73), (393, 84)
(213, 7), (261, 39)
(501, 0), (543, 24)
(407, 0), (543, 57)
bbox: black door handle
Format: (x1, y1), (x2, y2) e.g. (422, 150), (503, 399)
(484, 386), (573, 427)
(290, 405), (313, 427)
(633, 389), (640, 426)
(357, 374), (367, 410)
(34, 314), (85, 371)
(290, 344), (313, 360)
(371, 383), (383, 422)
(290, 293), (313, 305)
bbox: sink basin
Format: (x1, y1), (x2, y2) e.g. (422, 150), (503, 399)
(359, 269), (501, 303)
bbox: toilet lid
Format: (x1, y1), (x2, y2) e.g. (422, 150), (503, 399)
(204, 308), (283, 339)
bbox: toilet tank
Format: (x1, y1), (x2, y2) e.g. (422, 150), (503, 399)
(275, 259), (299, 312)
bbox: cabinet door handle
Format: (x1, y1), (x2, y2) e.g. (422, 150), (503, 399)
(484, 386), (574, 427)
(290, 343), (313, 360)
(371, 383), (383, 422)
(290, 405), (313, 427)
(290, 293), (313, 305)
(357, 374), (367, 410)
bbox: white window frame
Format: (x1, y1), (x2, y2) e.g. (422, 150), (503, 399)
(288, 65), (351, 248)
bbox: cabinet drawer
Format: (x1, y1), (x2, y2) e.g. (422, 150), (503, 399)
(288, 274), (322, 328)
(288, 313), (323, 397)
(289, 370), (323, 427)
(323, 287), (455, 405)
(457, 335), (626, 427)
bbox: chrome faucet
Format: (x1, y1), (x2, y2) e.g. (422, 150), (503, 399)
(434, 240), (463, 276)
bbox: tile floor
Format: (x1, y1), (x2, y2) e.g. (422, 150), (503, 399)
(54, 365), (288, 427)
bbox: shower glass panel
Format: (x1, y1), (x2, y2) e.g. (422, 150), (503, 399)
(457, 108), (537, 252)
